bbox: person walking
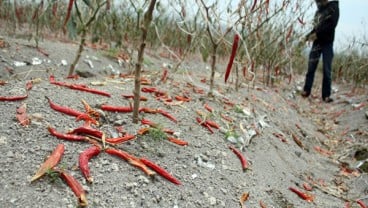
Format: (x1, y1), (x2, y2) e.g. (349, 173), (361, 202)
(302, 0), (339, 103)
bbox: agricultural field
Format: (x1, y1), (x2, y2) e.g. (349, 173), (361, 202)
(0, 1), (367, 207)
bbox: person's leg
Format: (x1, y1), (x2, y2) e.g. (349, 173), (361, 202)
(303, 43), (322, 96)
(321, 43), (334, 100)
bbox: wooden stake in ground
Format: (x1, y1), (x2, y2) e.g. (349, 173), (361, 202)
(132, 0), (157, 123)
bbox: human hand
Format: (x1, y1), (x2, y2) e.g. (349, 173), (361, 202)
(306, 32), (317, 42)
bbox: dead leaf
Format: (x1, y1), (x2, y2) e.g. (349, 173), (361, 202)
(239, 192), (249, 208)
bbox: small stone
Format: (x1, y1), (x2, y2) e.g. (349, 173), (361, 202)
(209, 196), (217, 205)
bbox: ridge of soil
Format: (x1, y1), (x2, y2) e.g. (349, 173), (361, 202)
(0, 34), (367, 208)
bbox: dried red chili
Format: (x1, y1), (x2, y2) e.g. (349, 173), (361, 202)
(79, 145), (101, 183)
(46, 96), (84, 117)
(167, 137), (188, 146)
(48, 126), (87, 142)
(140, 157), (181, 185)
(105, 134), (136, 144)
(100, 104), (133, 113)
(0, 94), (28, 101)
(122, 94), (148, 101)
(105, 148), (155, 177)
(225, 34), (240, 83)
(251, 0), (258, 12)
(69, 126), (103, 138)
(196, 117), (214, 134)
(57, 169), (88, 207)
(161, 69), (168, 82)
(229, 145), (248, 171)
(205, 120), (220, 129)
(357, 200), (367, 208)
(288, 187), (314, 202)
(204, 103), (213, 112)
(31, 144), (65, 182)
(157, 109), (177, 123)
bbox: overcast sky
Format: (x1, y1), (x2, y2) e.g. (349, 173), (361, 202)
(334, 0), (368, 49)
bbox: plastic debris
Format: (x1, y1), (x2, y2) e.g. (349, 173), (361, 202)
(31, 57), (42, 65)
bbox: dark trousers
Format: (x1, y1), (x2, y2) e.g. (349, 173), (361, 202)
(303, 42), (334, 99)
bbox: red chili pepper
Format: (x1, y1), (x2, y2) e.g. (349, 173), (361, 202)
(229, 145), (248, 171)
(105, 147), (133, 161)
(167, 137), (188, 146)
(204, 103), (213, 112)
(57, 169), (88, 207)
(205, 120), (220, 129)
(46, 96), (84, 117)
(175, 95), (191, 102)
(196, 117), (214, 134)
(357, 200), (367, 208)
(288, 187), (314, 202)
(141, 87), (158, 93)
(69, 126), (103, 138)
(291, 133), (304, 149)
(140, 157), (181, 185)
(48, 126), (87, 142)
(63, 0), (74, 32)
(122, 94), (148, 101)
(139, 107), (158, 114)
(0, 94), (28, 101)
(251, 0), (258, 12)
(31, 144), (64, 182)
(345, 202), (351, 208)
(157, 109), (177, 123)
(79, 145), (101, 183)
(100, 104), (133, 113)
(26, 81), (33, 91)
(105, 148), (155, 177)
(141, 118), (157, 126)
(69, 84), (111, 97)
(225, 34), (240, 83)
(105, 134), (136, 144)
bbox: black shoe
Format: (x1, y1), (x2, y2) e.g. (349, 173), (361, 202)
(301, 91), (310, 98)
(323, 97), (333, 103)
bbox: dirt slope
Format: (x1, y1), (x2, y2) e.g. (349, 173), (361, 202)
(0, 35), (367, 208)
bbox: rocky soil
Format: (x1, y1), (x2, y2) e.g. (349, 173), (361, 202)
(0, 33), (367, 208)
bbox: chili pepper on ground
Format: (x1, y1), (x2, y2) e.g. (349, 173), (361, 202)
(100, 104), (133, 113)
(205, 120), (220, 129)
(46, 96), (84, 117)
(139, 107), (158, 114)
(167, 137), (188, 146)
(140, 157), (181, 185)
(31, 144), (64, 182)
(122, 94), (148, 101)
(69, 84), (111, 97)
(105, 134), (136, 144)
(288, 187), (314, 202)
(141, 87), (158, 93)
(357, 200), (367, 208)
(229, 145), (248, 171)
(79, 145), (101, 183)
(225, 34), (240, 83)
(291, 133), (304, 149)
(0, 94), (28, 101)
(259, 200), (267, 208)
(69, 126), (103, 138)
(196, 117), (214, 134)
(26, 81), (33, 91)
(76, 113), (98, 126)
(137, 127), (150, 135)
(56, 169), (88, 207)
(204, 103), (213, 112)
(157, 109), (177, 123)
(175, 95), (191, 102)
(105, 148), (155, 177)
(48, 126), (87, 142)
